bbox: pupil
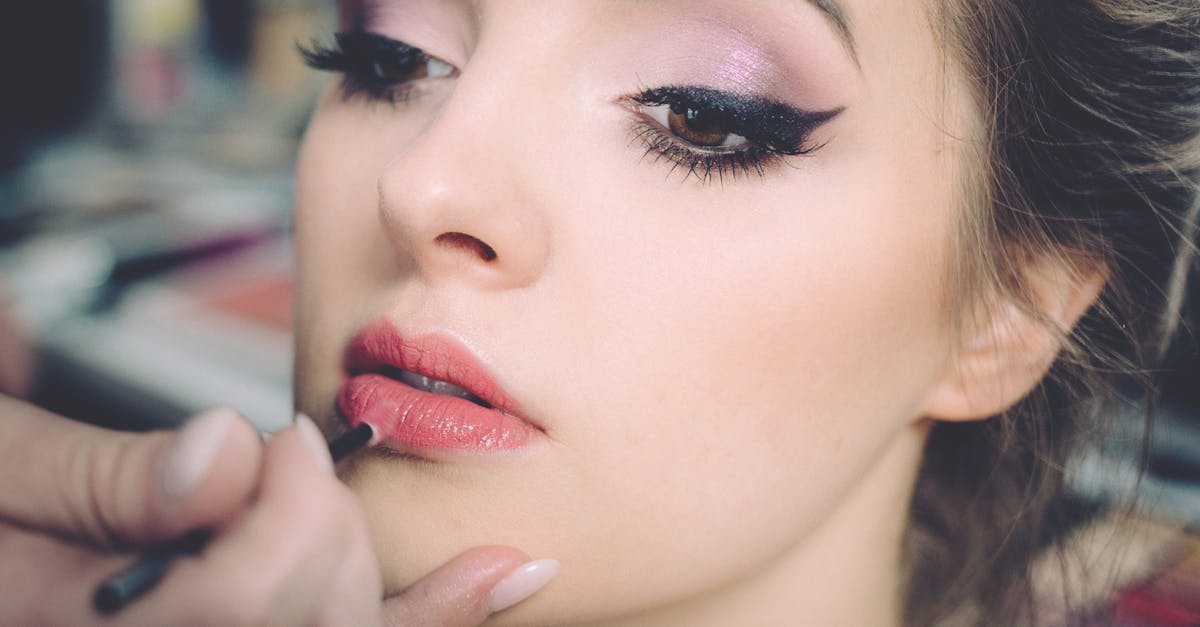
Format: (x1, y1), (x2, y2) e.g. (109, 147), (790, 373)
(373, 53), (423, 82)
(684, 107), (724, 134)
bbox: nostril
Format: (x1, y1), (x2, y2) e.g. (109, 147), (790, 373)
(435, 232), (498, 262)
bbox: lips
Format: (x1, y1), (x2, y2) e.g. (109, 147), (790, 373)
(337, 319), (539, 455)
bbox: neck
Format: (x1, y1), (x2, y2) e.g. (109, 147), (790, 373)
(600, 420), (929, 627)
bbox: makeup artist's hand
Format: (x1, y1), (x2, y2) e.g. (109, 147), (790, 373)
(0, 396), (550, 626)
(0, 397), (384, 624)
(380, 546), (557, 626)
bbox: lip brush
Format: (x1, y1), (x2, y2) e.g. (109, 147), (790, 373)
(92, 422), (377, 615)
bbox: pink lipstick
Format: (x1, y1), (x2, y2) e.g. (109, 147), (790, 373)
(338, 319), (540, 455)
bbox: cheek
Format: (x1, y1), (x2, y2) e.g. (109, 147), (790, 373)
(292, 106), (399, 419)
(553, 140), (956, 450)
(487, 145), (960, 611)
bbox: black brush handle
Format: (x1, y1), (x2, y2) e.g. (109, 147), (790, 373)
(92, 423), (375, 615)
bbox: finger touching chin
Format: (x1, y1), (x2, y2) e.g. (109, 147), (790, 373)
(381, 545), (531, 627)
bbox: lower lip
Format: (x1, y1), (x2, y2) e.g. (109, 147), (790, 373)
(338, 373), (537, 453)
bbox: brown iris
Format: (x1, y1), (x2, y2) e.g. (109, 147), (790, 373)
(372, 53), (426, 83)
(667, 103), (734, 148)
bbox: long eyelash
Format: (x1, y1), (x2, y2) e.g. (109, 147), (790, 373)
(631, 121), (784, 185)
(626, 85), (843, 185)
(298, 31), (430, 103)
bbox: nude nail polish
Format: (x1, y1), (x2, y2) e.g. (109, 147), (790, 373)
(295, 413), (334, 474)
(161, 407), (237, 504)
(487, 559), (560, 614)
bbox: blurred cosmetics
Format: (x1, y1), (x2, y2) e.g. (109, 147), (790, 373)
(0, 185), (294, 431)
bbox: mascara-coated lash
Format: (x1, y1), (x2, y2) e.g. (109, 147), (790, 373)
(299, 31), (454, 102)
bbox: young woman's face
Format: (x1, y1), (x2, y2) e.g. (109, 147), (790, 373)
(295, 0), (972, 622)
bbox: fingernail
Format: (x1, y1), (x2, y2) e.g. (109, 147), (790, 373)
(486, 559), (559, 614)
(295, 413), (333, 474)
(161, 407), (237, 505)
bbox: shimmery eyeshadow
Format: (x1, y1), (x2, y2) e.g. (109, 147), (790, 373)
(599, 6), (851, 111)
(647, 18), (783, 96)
(715, 44), (772, 94)
(347, 0), (469, 65)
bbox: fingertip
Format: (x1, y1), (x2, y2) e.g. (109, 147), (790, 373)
(160, 408), (238, 506)
(380, 546), (540, 627)
(159, 407), (263, 534)
(294, 414), (334, 474)
(486, 558), (560, 614)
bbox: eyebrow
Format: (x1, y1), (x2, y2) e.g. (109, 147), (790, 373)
(806, 0), (859, 66)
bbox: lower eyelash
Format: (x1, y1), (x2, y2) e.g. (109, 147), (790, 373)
(630, 120), (788, 185)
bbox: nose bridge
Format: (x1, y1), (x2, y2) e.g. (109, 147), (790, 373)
(376, 52), (551, 291)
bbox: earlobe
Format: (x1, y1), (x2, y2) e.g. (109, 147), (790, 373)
(921, 258), (1106, 422)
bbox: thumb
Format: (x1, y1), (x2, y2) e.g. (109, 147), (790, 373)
(381, 546), (559, 627)
(0, 397), (262, 548)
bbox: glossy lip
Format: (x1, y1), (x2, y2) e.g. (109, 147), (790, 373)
(337, 319), (541, 457)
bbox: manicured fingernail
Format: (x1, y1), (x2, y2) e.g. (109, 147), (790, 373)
(161, 407), (237, 505)
(486, 559), (559, 614)
(295, 413), (333, 474)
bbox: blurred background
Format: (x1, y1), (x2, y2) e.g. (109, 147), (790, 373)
(0, 0), (1198, 549)
(0, 0), (333, 432)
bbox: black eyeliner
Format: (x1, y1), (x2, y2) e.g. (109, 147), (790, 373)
(633, 85), (843, 155)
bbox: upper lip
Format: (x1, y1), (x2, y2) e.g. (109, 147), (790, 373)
(343, 318), (522, 415)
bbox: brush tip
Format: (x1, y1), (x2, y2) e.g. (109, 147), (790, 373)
(362, 422), (380, 446)
(328, 421), (379, 463)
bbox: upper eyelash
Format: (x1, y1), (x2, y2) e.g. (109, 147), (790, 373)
(632, 86), (842, 156)
(626, 86), (843, 184)
(299, 31), (443, 102)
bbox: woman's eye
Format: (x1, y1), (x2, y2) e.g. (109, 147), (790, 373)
(300, 31), (457, 102)
(368, 49), (454, 84)
(646, 103), (750, 150)
(623, 86), (843, 185)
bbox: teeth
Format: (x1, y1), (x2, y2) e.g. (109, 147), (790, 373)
(394, 369), (492, 408)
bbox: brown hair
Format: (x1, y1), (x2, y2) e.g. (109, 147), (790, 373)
(907, 1), (1200, 624)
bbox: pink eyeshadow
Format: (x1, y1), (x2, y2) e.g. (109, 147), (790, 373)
(607, 6), (851, 107)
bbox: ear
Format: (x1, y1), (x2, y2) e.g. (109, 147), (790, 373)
(921, 255), (1106, 422)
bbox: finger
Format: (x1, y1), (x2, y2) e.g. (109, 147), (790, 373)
(2, 531), (211, 627)
(381, 546), (559, 627)
(317, 520), (384, 627)
(0, 523), (138, 626)
(0, 397), (262, 548)
(126, 418), (373, 626)
(0, 297), (34, 396)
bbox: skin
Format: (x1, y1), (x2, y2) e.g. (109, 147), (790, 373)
(0, 400), (383, 625)
(295, 0), (988, 624)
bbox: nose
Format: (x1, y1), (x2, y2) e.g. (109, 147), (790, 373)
(375, 88), (552, 291)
